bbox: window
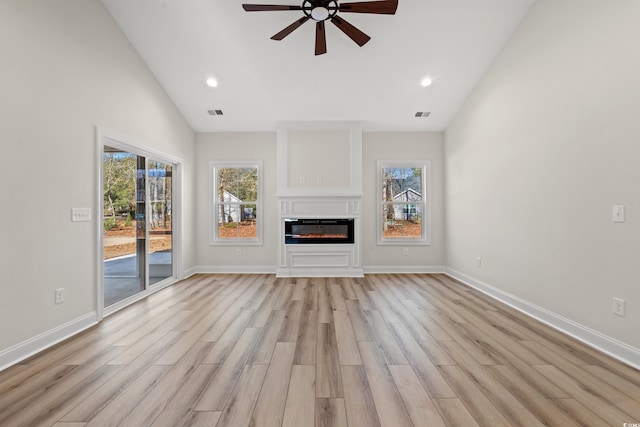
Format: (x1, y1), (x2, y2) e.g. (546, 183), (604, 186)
(377, 160), (430, 245)
(210, 161), (262, 244)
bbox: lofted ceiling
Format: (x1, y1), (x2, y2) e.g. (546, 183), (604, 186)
(101, 0), (535, 132)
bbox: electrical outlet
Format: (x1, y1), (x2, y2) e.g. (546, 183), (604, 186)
(299, 176), (306, 184)
(612, 205), (625, 223)
(236, 248), (242, 256)
(403, 248), (409, 256)
(475, 257), (482, 268)
(55, 288), (65, 304)
(612, 297), (625, 316)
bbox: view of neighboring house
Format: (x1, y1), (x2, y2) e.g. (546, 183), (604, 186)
(393, 188), (421, 220)
(387, 175), (422, 221)
(218, 190), (256, 225)
(219, 190), (242, 224)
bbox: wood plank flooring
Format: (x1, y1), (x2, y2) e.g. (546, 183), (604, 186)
(1, 274), (639, 426)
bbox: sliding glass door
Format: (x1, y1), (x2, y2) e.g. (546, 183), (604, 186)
(102, 146), (175, 308)
(148, 159), (173, 285)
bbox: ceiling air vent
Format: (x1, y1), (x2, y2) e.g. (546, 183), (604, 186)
(415, 112), (431, 118)
(208, 109), (224, 116)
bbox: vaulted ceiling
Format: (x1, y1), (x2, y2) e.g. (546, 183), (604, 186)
(101, 0), (535, 132)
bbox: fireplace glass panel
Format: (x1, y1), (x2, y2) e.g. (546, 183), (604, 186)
(285, 219), (354, 244)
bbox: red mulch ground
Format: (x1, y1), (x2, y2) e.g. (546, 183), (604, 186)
(382, 220), (422, 238)
(217, 221), (257, 239)
(104, 222), (172, 259)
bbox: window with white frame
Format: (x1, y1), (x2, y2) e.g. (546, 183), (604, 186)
(210, 161), (262, 244)
(377, 160), (430, 245)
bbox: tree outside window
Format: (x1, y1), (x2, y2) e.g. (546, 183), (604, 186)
(211, 162), (262, 244)
(378, 161), (429, 244)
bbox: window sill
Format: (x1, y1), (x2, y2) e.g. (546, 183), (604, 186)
(209, 239), (263, 246)
(377, 239), (431, 246)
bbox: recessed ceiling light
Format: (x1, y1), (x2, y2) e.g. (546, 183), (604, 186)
(206, 77), (218, 88)
(420, 77), (432, 87)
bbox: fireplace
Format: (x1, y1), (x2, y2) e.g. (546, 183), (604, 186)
(285, 218), (354, 244)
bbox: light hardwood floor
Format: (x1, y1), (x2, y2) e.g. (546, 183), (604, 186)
(1, 274), (639, 426)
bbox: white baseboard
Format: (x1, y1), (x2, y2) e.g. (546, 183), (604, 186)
(364, 265), (446, 274)
(194, 265), (278, 275)
(276, 267), (365, 278)
(182, 266), (199, 279)
(445, 267), (640, 371)
(0, 311), (98, 372)
(194, 265), (446, 276)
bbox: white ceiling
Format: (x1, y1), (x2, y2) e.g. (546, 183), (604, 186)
(101, 0), (535, 132)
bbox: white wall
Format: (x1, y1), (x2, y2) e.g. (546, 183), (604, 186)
(195, 132), (278, 271)
(194, 131), (445, 273)
(363, 132), (445, 271)
(0, 0), (195, 361)
(445, 0), (640, 354)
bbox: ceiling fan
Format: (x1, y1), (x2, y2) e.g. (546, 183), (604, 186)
(242, 0), (398, 55)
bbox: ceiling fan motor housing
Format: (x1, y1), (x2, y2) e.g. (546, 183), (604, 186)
(303, 0), (339, 21)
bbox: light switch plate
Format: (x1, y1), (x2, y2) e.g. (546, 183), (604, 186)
(71, 208), (91, 222)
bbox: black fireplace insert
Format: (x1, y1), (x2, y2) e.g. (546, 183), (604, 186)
(284, 218), (355, 244)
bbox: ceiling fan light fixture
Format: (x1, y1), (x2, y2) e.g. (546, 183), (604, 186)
(311, 7), (330, 21)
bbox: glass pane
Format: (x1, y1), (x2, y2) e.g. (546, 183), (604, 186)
(237, 167), (258, 202)
(103, 147), (145, 307)
(291, 223), (348, 238)
(239, 203), (257, 239)
(148, 160), (173, 285)
(218, 204), (239, 239)
(217, 167), (238, 200)
(381, 167), (422, 202)
(382, 203), (423, 239)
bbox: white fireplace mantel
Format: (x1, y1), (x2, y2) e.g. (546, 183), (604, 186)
(276, 122), (363, 277)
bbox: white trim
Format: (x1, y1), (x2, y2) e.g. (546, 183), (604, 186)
(277, 268), (365, 278)
(173, 162), (184, 279)
(276, 121), (363, 196)
(183, 266), (199, 279)
(445, 267), (640, 371)
(194, 265), (447, 276)
(0, 312), (98, 372)
(194, 265), (277, 275)
(376, 160), (431, 246)
(96, 127), (105, 320)
(364, 265), (446, 274)
(98, 127), (183, 164)
(209, 161), (263, 246)
(97, 126), (184, 320)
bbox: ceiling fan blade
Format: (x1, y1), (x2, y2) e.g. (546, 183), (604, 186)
(243, 4), (305, 11)
(315, 21), (327, 55)
(271, 16), (310, 40)
(330, 15), (371, 47)
(338, 0), (398, 14)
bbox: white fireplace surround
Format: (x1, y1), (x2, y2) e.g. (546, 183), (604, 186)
(276, 122), (364, 277)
